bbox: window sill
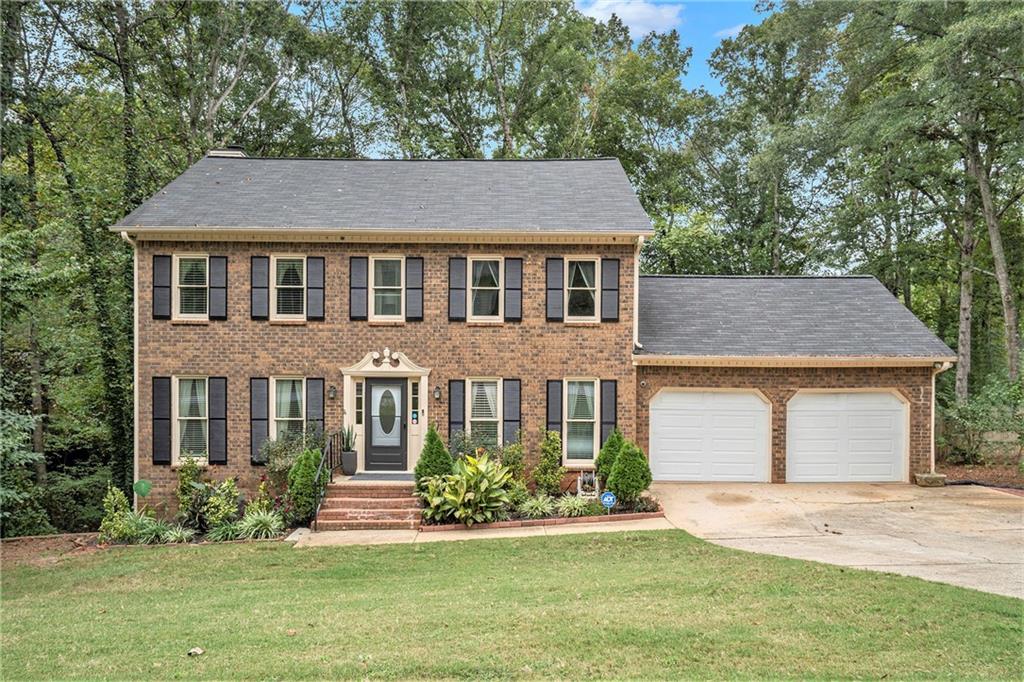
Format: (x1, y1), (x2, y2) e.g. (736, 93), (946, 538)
(170, 461), (209, 470)
(466, 320), (504, 327)
(269, 319), (307, 326)
(170, 319), (209, 326)
(563, 462), (596, 471)
(563, 320), (601, 327)
(368, 320), (405, 327)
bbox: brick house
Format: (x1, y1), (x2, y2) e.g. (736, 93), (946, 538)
(114, 150), (955, 512)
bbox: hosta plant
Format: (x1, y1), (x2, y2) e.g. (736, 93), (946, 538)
(555, 495), (592, 518)
(238, 509), (285, 539)
(416, 453), (512, 527)
(518, 495), (555, 520)
(162, 524), (196, 544)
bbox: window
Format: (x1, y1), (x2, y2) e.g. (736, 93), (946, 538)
(468, 257), (503, 321)
(411, 381), (419, 413)
(370, 257), (404, 320)
(173, 255), (208, 319)
(271, 377), (305, 438)
(467, 379), (501, 448)
(565, 379), (598, 463)
(565, 258), (600, 321)
(175, 377), (208, 463)
(272, 256), (305, 319)
(354, 381), (364, 425)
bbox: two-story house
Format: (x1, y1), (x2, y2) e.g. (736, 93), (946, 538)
(115, 150), (954, 514)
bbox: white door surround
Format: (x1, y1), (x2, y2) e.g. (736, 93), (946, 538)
(649, 388), (771, 482)
(342, 348), (430, 473)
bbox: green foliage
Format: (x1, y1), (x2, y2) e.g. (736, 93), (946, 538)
(495, 438), (526, 481)
(287, 448), (323, 525)
(340, 425), (357, 451)
(506, 479), (530, 509)
(175, 457), (203, 508)
(98, 484), (137, 543)
(176, 468), (241, 533)
(246, 477), (274, 515)
(595, 427), (624, 486)
(261, 430), (307, 492)
(531, 430), (566, 496)
(607, 441), (652, 504)
(40, 467), (109, 532)
(206, 522), (241, 542)
(555, 495), (593, 518)
(448, 429), (492, 459)
(632, 496), (661, 514)
(416, 453), (512, 527)
(941, 380), (1024, 464)
(0, 402), (55, 538)
(162, 525), (196, 544)
(137, 518), (171, 545)
(517, 495), (555, 520)
(414, 424), (452, 490)
(238, 509), (285, 540)
(202, 479), (241, 528)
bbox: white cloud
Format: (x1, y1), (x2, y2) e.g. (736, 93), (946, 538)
(714, 23), (746, 39)
(577, 0), (685, 38)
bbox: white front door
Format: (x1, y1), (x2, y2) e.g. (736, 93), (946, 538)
(649, 390), (770, 482)
(786, 392), (906, 482)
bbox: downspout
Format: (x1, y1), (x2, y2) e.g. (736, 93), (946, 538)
(121, 231), (139, 508)
(633, 236), (644, 351)
(931, 361), (954, 473)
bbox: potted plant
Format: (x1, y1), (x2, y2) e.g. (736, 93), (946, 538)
(340, 425), (357, 476)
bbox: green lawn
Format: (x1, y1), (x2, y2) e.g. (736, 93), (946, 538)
(2, 531), (1020, 680)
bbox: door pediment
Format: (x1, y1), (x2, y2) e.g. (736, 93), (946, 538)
(343, 348), (430, 377)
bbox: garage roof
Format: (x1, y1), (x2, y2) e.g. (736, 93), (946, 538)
(114, 155), (653, 234)
(637, 275), (955, 359)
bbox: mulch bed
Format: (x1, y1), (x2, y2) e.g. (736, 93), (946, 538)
(1, 532), (101, 567)
(419, 511), (664, 532)
(936, 462), (1024, 489)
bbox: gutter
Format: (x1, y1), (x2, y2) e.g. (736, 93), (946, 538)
(632, 354), (959, 368)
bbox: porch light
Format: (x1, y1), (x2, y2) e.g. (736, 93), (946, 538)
(327, 385), (338, 400)
(433, 385), (442, 401)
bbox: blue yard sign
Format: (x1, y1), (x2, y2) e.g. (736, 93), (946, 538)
(600, 491), (617, 510)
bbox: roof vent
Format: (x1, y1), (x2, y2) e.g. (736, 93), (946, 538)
(208, 145), (247, 158)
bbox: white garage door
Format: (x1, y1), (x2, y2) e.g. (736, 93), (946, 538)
(787, 392), (906, 482)
(649, 391), (770, 482)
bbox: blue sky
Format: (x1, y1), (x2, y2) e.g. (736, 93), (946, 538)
(575, 0), (767, 93)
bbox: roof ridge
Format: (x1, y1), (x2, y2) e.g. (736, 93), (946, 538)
(202, 155), (623, 163)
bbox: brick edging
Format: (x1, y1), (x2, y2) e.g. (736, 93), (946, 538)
(418, 511), (664, 532)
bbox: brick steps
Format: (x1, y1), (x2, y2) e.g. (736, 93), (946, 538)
(315, 482), (421, 531)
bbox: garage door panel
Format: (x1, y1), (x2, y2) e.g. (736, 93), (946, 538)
(650, 391), (769, 482)
(787, 392), (905, 483)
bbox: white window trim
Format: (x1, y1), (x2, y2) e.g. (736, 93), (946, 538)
(564, 257), (601, 323)
(270, 376), (306, 439)
(563, 377), (600, 467)
(369, 255), (405, 322)
(466, 377), (503, 447)
(467, 256), (504, 323)
(270, 254), (306, 321)
(172, 254), (209, 321)
(354, 380), (364, 426)
(172, 375), (209, 465)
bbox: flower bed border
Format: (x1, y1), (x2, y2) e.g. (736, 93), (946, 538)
(418, 511), (664, 532)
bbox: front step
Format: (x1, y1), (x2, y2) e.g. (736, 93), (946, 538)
(316, 508), (421, 521)
(315, 482), (421, 531)
(315, 519), (421, 531)
(324, 484), (416, 498)
(321, 496), (421, 510)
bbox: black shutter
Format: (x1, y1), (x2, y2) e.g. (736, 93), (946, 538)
(504, 258), (522, 322)
(306, 257), (324, 321)
(546, 380), (563, 435)
(153, 255), (171, 319)
(448, 379), (465, 437)
(406, 257), (423, 321)
(601, 258), (620, 322)
(152, 377), (171, 464)
(306, 377), (324, 437)
(209, 256), (227, 320)
(208, 377), (227, 464)
(600, 380), (617, 444)
(250, 378), (269, 465)
(448, 257), (466, 321)
(350, 256), (368, 320)
(545, 258), (563, 321)
(502, 379), (521, 445)
(251, 256), (269, 320)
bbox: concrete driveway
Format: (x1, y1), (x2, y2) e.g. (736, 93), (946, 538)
(653, 482), (1024, 599)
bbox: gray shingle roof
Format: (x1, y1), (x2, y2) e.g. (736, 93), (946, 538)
(115, 156), (652, 233)
(637, 275), (955, 358)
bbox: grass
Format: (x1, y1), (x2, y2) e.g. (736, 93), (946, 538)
(1, 530), (1021, 680)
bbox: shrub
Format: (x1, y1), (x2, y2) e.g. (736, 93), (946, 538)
(448, 429), (493, 459)
(261, 424), (325, 491)
(414, 424), (453, 490)
(532, 430), (566, 496)
(40, 467), (109, 533)
(595, 428), (624, 487)
(203, 478), (240, 528)
(506, 479), (530, 508)
(206, 522), (241, 542)
(176, 457), (203, 508)
(556, 495), (592, 518)
(287, 448), (323, 525)
(584, 500), (605, 516)
(99, 484), (138, 543)
(940, 380), (1024, 464)
(246, 477), (274, 515)
(607, 440), (652, 504)
(416, 453), (512, 527)
(632, 496), (661, 513)
(518, 495), (555, 520)
(162, 524), (196, 544)
(495, 438), (525, 481)
(238, 509), (285, 539)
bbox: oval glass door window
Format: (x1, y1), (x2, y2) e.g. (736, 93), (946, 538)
(371, 386), (401, 447)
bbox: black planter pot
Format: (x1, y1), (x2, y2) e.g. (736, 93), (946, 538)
(341, 450), (357, 476)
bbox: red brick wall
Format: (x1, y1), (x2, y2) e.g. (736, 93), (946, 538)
(135, 240), (637, 511)
(635, 365), (935, 483)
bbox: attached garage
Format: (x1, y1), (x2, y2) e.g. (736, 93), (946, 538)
(649, 390), (770, 482)
(787, 392), (907, 482)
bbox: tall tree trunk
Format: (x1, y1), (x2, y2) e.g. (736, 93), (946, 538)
(955, 215), (976, 404)
(967, 140), (1021, 381)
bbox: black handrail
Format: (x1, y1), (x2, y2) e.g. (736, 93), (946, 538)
(312, 429), (343, 531)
